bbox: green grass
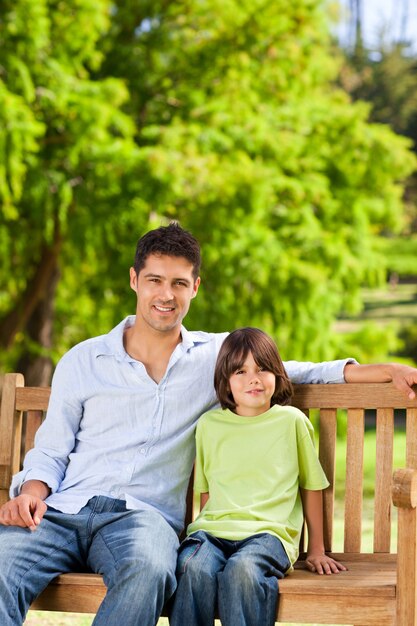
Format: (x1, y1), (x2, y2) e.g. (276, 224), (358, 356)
(334, 283), (417, 332)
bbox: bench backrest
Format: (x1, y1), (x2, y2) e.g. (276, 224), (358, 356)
(1, 373), (417, 555)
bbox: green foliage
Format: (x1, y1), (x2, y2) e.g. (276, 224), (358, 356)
(335, 321), (401, 363)
(398, 321), (417, 363)
(0, 0), (147, 363)
(339, 42), (417, 140)
(338, 40), (417, 298)
(376, 235), (417, 277)
(0, 0), (415, 375)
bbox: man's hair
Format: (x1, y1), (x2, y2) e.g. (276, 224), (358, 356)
(214, 327), (293, 411)
(133, 222), (201, 280)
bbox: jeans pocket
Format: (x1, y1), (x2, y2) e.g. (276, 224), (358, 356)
(177, 536), (202, 574)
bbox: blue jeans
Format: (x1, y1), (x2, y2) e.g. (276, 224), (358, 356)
(0, 496), (179, 626)
(169, 530), (290, 626)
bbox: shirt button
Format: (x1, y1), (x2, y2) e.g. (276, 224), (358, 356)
(140, 448), (146, 454)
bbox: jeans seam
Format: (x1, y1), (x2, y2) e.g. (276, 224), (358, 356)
(179, 541), (202, 574)
(9, 533), (88, 622)
(90, 528), (119, 575)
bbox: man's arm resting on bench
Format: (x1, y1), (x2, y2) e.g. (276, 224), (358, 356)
(344, 362), (417, 399)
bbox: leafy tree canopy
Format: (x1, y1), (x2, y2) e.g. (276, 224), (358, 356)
(0, 0), (415, 382)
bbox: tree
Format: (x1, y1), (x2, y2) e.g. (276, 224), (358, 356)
(338, 35), (417, 291)
(0, 0), (145, 383)
(100, 0), (415, 359)
(0, 0), (415, 383)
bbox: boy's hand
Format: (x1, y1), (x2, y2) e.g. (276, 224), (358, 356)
(305, 552), (347, 575)
(0, 494), (47, 531)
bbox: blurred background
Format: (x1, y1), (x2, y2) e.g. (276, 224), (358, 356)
(1, 0), (417, 387)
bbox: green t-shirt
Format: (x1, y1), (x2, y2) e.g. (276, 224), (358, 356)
(187, 405), (329, 566)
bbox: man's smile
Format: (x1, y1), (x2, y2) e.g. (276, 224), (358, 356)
(153, 304), (176, 313)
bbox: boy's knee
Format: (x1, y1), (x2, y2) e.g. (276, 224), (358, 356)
(180, 553), (208, 580)
(221, 557), (260, 590)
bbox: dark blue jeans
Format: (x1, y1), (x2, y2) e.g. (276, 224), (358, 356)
(169, 530), (290, 626)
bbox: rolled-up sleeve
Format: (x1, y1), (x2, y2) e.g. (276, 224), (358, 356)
(283, 358), (358, 384)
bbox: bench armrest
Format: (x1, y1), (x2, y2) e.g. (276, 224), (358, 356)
(392, 468), (417, 509)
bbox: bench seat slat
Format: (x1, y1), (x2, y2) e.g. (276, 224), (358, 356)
(278, 594), (395, 626)
(32, 559), (396, 619)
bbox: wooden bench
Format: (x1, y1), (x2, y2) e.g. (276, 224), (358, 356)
(1, 373), (417, 625)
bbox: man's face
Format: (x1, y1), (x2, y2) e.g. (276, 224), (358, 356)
(130, 254), (200, 334)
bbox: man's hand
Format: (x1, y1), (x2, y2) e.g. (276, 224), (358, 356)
(0, 494), (47, 531)
(388, 363), (417, 400)
(344, 362), (417, 400)
(305, 552), (347, 575)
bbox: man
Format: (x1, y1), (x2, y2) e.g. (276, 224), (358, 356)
(0, 222), (416, 626)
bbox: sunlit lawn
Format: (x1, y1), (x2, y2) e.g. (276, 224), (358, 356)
(25, 430), (405, 626)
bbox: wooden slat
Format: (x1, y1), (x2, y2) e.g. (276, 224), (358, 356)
(278, 594), (395, 626)
(292, 382), (417, 409)
(282, 556), (396, 595)
(16, 383), (415, 414)
(344, 409), (364, 552)
(32, 558), (397, 620)
(0, 374), (24, 487)
(374, 408), (394, 553)
(396, 507), (417, 625)
(15, 386), (50, 411)
(23, 410), (44, 459)
(32, 573), (106, 613)
(407, 408), (417, 470)
(318, 409), (337, 552)
(279, 556), (397, 624)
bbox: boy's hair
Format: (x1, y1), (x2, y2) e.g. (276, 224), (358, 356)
(133, 222), (201, 280)
(214, 327), (293, 410)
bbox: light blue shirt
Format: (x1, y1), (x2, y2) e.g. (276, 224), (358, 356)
(10, 316), (355, 533)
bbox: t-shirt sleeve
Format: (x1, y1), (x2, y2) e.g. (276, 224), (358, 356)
(295, 412), (329, 491)
(193, 419), (209, 494)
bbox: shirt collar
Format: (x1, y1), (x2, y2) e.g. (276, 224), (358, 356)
(96, 316), (211, 362)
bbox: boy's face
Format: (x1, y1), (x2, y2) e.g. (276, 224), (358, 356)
(229, 352), (275, 417)
(130, 253), (200, 334)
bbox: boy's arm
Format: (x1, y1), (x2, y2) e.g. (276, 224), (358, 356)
(200, 492), (209, 510)
(300, 488), (346, 575)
